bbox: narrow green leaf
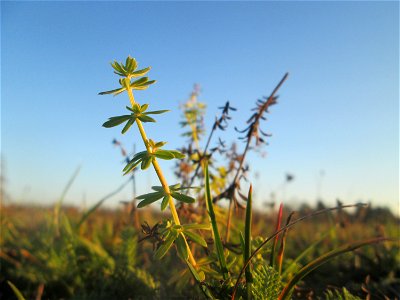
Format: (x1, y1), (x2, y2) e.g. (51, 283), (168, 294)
(138, 115), (156, 122)
(126, 56), (137, 72)
(136, 191), (164, 200)
(182, 223), (211, 231)
(111, 61), (125, 75)
(141, 156), (153, 170)
(176, 233), (189, 261)
(126, 106), (135, 112)
(155, 141), (167, 148)
(131, 77), (148, 87)
(169, 183), (181, 189)
(154, 230), (178, 260)
(113, 71), (125, 76)
(140, 103), (149, 112)
(169, 150), (185, 159)
(121, 118), (135, 134)
(239, 232), (246, 259)
(123, 151), (147, 171)
(187, 261), (202, 282)
(98, 87), (126, 95)
(133, 80), (156, 90)
(184, 230), (207, 247)
(131, 104), (141, 113)
(137, 193), (164, 208)
(204, 162), (229, 280)
(174, 186), (201, 192)
(132, 85), (150, 91)
(7, 281), (26, 300)
(119, 62), (127, 73)
(125, 57), (131, 71)
(151, 186), (165, 192)
(131, 66), (151, 77)
(171, 192), (195, 204)
(123, 159), (141, 175)
(146, 110), (170, 115)
(129, 57), (138, 71)
(154, 150), (175, 160)
(161, 195), (170, 211)
(148, 139), (156, 148)
(102, 115), (132, 128)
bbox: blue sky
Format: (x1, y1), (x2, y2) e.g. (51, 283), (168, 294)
(2, 1), (398, 213)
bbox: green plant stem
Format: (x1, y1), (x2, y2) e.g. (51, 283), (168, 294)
(205, 162), (229, 280)
(126, 86), (197, 267)
(244, 185), (253, 299)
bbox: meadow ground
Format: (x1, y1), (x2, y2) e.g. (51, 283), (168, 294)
(1, 202), (399, 299)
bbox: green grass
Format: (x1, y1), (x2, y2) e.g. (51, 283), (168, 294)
(1, 203), (399, 299)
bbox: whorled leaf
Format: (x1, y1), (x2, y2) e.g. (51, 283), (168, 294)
(175, 234), (189, 261)
(137, 191), (164, 208)
(161, 195), (170, 211)
(123, 151), (148, 174)
(140, 156), (154, 170)
(131, 66), (150, 77)
(154, 150), (175, 160)
(102, 115), (132, 128)
(171, 192), (195, 204)
(182, 223), (210, 231)
(183, 230), (207, 247)
(121, 118), (135, 134)
(98, 86), (126, 96)
(154, 229), (179, 260)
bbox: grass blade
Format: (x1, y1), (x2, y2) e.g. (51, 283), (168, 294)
(204, 162), (229, 280)
(281, 229), (331, 278)
(54, 166), (81, 235)
(77, 177), (132, 228)
(277, 212), (295, 275)
(244, 185), (253, 299)
(270, 203), (283, 268)
(231, 203), (369, 300)
(7, 281), (26, 300)
(278, 237), (389, 300)
(184, 230), (207, 247)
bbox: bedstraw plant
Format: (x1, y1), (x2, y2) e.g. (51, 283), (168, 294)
(99, 55), (391, 299)
(100, 56), (206, 269)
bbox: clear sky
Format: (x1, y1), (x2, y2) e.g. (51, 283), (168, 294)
(2, 1), (398, 213)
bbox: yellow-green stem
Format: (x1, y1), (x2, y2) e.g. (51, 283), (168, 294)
(126, 86), (197, 266)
